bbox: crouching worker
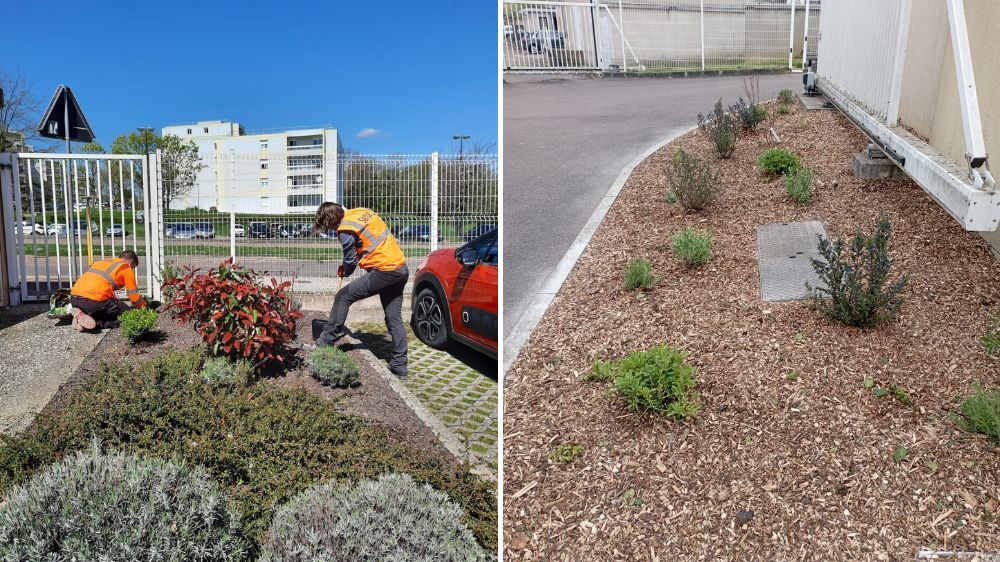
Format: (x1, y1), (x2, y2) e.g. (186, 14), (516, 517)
(309, 202), (409, 377)
(69, 249), (146, 331)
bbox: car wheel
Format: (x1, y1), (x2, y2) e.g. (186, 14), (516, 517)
(413, 287), (449, 348)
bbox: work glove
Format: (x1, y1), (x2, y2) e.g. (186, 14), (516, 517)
(337, 265), (345, 278)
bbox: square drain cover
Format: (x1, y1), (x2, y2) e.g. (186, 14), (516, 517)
(756, 221), (828, 302)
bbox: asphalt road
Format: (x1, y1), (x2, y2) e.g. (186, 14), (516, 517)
(502, 72), (801, 338)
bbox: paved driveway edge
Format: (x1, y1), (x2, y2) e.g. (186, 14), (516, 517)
(503, 125), (696, 373)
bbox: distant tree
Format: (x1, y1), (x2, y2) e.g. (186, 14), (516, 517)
(110, 131), (203, 209)
(0, 68), (42, 152)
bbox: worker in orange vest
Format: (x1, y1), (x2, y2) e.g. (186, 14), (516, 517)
(308, 202), (409, 377)
(69, 249), (147, 331)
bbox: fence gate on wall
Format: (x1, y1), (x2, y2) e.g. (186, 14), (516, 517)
(0, 152), (164, 305)
(503, 1), (604, 71)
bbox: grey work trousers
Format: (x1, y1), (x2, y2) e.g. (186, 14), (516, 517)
(318, 265), (409, 372)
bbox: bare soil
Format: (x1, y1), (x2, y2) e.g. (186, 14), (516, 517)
(37, 310), (449, 461)
(503, 102), (1000, 561)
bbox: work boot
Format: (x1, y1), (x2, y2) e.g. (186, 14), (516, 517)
(388, 363), (408, 379)
(71, 309), (96, 331)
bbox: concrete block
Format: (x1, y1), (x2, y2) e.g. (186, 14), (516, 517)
(852, 153), (908, 180)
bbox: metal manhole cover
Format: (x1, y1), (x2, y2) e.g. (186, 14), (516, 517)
(756, 221), (828, 302)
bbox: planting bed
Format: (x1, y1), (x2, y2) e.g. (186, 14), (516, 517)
(504, 102), (1000, 560)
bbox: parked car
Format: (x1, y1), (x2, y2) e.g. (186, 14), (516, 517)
(46, 223), (67, 236)
(106, 224), (128, 236)
(248, 222), (271, 238)
(269, 223), (290, 238)
(522, 29), (566, 53)
(134, 210), (145, 223)
(463, 223), (496, 241)
(410, 228), (498, 359)
(170, 224), (198, 239)
(289, 223), (314, 238)
(193, 222), (216, 239)
(233, 224), (245, 237)
(393, 225), (443, 243)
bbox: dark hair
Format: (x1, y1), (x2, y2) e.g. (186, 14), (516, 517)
(313, 202), (345, 234)
(118, 250), (139, 267)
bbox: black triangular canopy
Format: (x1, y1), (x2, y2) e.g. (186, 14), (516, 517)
(36, 85), (95, 143)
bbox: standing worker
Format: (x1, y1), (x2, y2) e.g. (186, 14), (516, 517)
(68, 250), (146, 331)
(308, 202), (409, 378)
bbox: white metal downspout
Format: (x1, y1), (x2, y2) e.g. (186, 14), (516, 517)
(946, 0), (994, 189)
(885, 0), (911, 126)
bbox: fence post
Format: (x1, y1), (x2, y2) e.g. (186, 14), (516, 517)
(141, 152), (153, 296)
(801, 0), (811, 71)
(788, 0), (796, 70)
(700, 0), (705, 71)
(230, 211), (236, 260)
(148, 151), (164, 301)
(619, 0), (625, 70)
(430, 152), (439, 252)
(1, 153), (21, 306)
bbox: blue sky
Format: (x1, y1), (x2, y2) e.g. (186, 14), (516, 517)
(9, 0), (498, 154)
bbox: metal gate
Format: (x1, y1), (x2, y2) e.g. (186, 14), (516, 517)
(0, 152), (163, 305)
(503, 1), (605, 71)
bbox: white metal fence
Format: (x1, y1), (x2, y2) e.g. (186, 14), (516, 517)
(502, 0), (821, 73)
(3, 152), (159, 304)
(160, 152), (498, 293)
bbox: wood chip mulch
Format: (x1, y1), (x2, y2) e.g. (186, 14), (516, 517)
(503, 102), (1000, 561)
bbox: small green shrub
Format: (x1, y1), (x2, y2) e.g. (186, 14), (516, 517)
(777, 89), (795, 104)
(983, 313), (1000, 356)
(807, 214), (908, 328)
(758, 148), (801, 175)
(120, 307), (157, 343)
(671, 228), (712, 266)
(0, 437), (54, 494)
(0, 441), (249, 561)
(954, 385), (1000, 443)
(890, 383), (913, 406)
(697, 99), (739, 159)
(7, 349), (497, 551)
(785, 166), (814, 204)
(624, 259), (657, 290)
(201, 356), (254, 387)
(590, 345), (700, 419)
(666, 148), (720, 210)
(308, 346), (361, 388)
(261, 472), (488, 562)
(729, 98), (766, 132)
(776, 103), (791, 115)
(550, 444), (584, 463)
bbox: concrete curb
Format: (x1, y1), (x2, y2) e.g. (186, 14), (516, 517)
(346, 335), (496, 482)
(503, 125), (697, 373)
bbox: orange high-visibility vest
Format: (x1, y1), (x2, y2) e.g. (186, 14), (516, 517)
(70, 258), (146, 308)
(336, 208), (406, 271)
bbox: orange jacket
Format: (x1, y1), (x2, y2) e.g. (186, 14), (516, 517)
(337, 208), (406, 272)
(71, 258), (146, 308)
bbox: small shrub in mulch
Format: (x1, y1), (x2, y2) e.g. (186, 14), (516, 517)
(807, 214), (908, 328)
(697, 99), (739, 159)
(0, 441), (250, 561)
(549, 444), (584, 464)
(624, 259), (657, 290)
(666, 148), (720, 210)
(120, 308), (157, 344)
(201, 356), (254, 387)
(982, 313), (1000, 356)
(785, 166), (815, 204)
(671, 228), (712, 266)
(0, 350), (497, 551)
(953, 385), (1000, 443)
(729, 98), (766, 133)
(776, 103), (791, 115)
(777, 89), (795, 105)
(308, 346), (361, 388)
(757, 148), (801, 176)
(589, 345), (700, 419)
(261, 473), (489, 562)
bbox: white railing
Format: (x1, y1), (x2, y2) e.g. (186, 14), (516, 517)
(503, 0), (821, 73)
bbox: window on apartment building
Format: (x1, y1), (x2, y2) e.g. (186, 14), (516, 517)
(260, 197), (270, 207)
(260, 179), (269, 188)
(261, 163), (268, 170)
(187, 128), (192, 135)
(288, 194), (323, 207)
(203, 127), (209, 133)
(260, 140), (268, 150)
(312, 139), (322, 145)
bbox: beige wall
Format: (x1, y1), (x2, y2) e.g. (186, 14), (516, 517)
(898, 0), (1000, 246)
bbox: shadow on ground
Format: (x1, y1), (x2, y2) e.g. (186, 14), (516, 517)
(351, 329), (497, 381)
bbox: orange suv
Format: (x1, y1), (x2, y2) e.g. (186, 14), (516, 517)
(411, 228), (498, 359)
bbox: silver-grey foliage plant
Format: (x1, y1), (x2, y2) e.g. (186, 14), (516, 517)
(308, 346), (361, 388)
(261, 472), (489, 562)
(0, 440), (249, 561)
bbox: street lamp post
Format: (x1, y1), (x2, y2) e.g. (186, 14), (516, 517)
(452, 135), (470, 159)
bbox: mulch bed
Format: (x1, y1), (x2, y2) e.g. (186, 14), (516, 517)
(503, 101), (1000, 560)
(37, 310), (449, 462)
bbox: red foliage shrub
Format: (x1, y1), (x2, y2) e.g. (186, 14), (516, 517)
(163, 259), (302, 363)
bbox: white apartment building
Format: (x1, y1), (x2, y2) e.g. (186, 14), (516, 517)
(161, 120), (344, 214)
